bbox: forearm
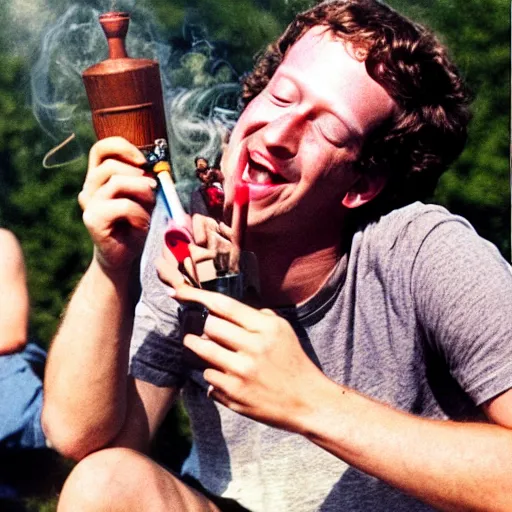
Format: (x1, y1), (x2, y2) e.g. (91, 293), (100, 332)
(160, 267), (512, 510)
(43, 257), (139, 459)
(297, 377), (512, 512)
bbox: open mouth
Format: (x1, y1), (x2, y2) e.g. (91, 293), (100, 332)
(243, 158), (288, 186)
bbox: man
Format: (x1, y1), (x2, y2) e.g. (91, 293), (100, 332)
(190, 156), (225, 221)
(42, 1), (512, 511)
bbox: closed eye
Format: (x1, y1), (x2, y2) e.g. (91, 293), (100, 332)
(269, 93), (293, 106)
(265, 75), (299, 107)
(315, 112), (350, 147)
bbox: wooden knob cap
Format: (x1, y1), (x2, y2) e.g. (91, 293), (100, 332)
(99, 12), (130, 59)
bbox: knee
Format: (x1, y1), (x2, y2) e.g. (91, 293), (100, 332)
(57, 448), (148, 512)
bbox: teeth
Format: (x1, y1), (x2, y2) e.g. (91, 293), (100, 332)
(248, 167), (272, 185)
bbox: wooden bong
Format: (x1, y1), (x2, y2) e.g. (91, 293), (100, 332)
(82, 11), (195, 275)
(82, 11), (252, 297)
(82, 12), (167, 151)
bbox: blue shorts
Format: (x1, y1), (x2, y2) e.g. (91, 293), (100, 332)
(0, 343), (46, 450)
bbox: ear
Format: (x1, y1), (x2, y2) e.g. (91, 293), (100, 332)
(341, 173), (387, 209)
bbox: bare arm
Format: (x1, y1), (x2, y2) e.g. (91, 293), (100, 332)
(43, 257), (138, 458)
(42, 137), (177, 460)
(159, 273), (512, 512)
(0, 229), (29, 354)
(299, 377), (512, 512)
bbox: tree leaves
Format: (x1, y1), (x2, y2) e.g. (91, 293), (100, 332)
(0, 0), (509, 348)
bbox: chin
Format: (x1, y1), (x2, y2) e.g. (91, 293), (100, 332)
(246, 205), (298, 237)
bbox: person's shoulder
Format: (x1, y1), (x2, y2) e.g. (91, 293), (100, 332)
(0, 229), (26, 281)
(380, 201), (465, 229)
(365, 202), (472, 248)
(0, 229), (24, 261)
(352, 202), (479, 271)
(0, 228), (21, 246)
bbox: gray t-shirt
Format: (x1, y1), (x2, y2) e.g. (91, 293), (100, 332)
(129, 198), (512, 511)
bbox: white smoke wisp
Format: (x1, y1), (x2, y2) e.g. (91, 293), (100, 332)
(167, 83), (240, 197)
(30, 3), (162, 143)
(31, 5), (101, 141)
(164, 24), (241, 194)
(4, 0), (56, 58)
(29, 1), (242, 195)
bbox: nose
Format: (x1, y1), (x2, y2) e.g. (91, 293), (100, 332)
(261, 112), (304, 160)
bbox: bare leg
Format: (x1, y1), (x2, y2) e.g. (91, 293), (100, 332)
(58, 447), (221, 512)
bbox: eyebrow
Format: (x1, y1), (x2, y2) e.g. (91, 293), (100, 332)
(276, 66), (364, 138)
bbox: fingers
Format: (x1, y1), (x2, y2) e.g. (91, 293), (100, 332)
(202, 314), (250, 352)
(218, 222), (233, 240)
(203, 370), (241, 404)
(81, 138), (151, 210)
(81, 160), (153, 209)
(88, 136), (147, 171)
(211, 230), (232, 272)
(203, 371), (250, 413)
(192, 215), (232, 252)
(94, 174), (157, 204)
(82, 175), (156, 228)
(83, 197), (152, 235)
(171, 285), (272, 331)
(192, 214), (219, 246)
(184, 335), (241, 371)
(81, 138), (157, 228)
(79, 138), (159, 269)
(188, 244), (217, 264)
(155, 255), (187, 290)
(191, 214), (232, 275)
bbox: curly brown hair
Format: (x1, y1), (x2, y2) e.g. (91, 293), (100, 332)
(241, 0), (471, 211)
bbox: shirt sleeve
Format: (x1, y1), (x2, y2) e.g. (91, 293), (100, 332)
(129, 193), (188, 388)
(411, 214), (512, 406)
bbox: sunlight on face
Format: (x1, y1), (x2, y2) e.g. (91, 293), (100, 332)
(221, 26), (395, 235)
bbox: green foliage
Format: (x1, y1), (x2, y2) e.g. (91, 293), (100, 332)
(0, 1), (508, 510)
(0, 53), (90, 347)
(25, 498), (58, 512)
(150, 0), (291, 72)
(0, 0), (507, 381)
(388, 0), (510, 258)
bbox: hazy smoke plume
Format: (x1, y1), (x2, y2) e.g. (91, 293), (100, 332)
(22, 0), (240, 193)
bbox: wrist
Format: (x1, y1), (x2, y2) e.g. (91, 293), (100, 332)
(288, 369), (345, 438)
(91, 250), (137, 287)
(86, 256), (139, 307)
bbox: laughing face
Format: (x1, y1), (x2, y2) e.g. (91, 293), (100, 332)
(221, 26), (395, 236)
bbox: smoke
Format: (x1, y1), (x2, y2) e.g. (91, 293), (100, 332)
(30, 2), (173, 154)
(25, 0), (241, 195)
(4, 0), (57, 58)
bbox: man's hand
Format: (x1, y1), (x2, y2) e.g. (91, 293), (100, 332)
(156, 252), (325, 432)
(191, 214), (233, 275)
(79, 137), (157, 273)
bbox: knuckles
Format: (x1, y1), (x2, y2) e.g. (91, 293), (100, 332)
(236, 356), (257, 380)
(259, 315), (286, 339)
(81, 207), (97, 230)
(77, 189), (89, 211)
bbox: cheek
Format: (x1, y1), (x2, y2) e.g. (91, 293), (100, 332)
(302, 153), (357, 198)
(232, 97), (274, 139)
